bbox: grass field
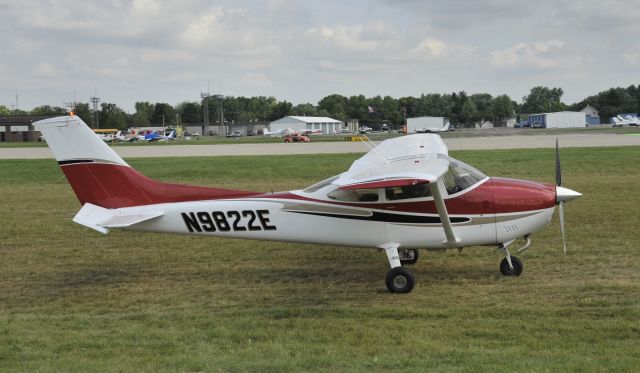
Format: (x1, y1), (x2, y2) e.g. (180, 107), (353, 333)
(1, 147), (639, 371)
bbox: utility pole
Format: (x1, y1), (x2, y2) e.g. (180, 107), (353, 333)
(217, 94), (225, 137)
(90, 95), (100, 129)
(64, 101), (76, 114)
(201, 92), (210, 136)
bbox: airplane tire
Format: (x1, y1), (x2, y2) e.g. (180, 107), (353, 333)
(399, 249), (419, 265)
(385, 267), (415, 293)
(500, 256), (523, 276)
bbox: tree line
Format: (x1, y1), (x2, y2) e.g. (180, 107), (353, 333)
(2, 85), (638, 130)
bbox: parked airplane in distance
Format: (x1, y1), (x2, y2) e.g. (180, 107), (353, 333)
(36, 115), (581, 293)
(137, 130), (176, 142)
(611, 114), (640, 127)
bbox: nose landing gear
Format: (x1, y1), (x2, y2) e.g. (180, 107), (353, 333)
(497, 237), (530, 277)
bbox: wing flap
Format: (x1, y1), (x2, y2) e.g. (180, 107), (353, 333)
(73, 203), (164, 234)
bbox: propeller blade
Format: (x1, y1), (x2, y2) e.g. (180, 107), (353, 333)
(559, 201), (567, 256)
(555, 137), (562, 187)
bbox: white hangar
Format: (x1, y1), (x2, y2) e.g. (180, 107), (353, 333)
(270, 116), (344, 135)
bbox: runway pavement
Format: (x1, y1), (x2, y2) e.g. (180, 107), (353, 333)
(1, 133), (639, 160)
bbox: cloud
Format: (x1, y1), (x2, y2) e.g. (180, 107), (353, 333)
(238, 72), (272, 87)
(305, 21), (395, 54)
(409, 38), (449, 58)
(487, 40), (576, 69)
(36, 62), (57, 77)
(623, 45), (640, 65)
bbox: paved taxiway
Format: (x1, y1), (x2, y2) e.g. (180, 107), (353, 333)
(1, 133), (639, 160)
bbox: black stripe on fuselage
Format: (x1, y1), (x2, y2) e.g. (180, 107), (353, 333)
(288, 210), (470, 224)
(57, 159), (95, 166)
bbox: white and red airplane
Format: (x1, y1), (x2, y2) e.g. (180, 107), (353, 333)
(35, 115), (581, 293)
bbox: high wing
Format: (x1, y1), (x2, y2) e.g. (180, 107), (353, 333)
(333, 134), (459, 246)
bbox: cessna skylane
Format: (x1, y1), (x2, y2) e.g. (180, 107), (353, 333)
(35, 115), (581, 293)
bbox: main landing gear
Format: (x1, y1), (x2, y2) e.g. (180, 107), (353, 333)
(497, 236), (530, 277)
(382, 245), (418, 293)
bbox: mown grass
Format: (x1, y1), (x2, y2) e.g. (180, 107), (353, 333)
(0, 147), (639, 371)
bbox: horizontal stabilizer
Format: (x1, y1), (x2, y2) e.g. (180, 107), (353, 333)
(73, 203), (164, 234)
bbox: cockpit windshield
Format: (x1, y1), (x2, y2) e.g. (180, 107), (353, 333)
(303, 175), (339, 193)
(438, 155), (487, 195)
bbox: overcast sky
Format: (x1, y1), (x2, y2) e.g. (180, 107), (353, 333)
(1, 0), (639, 112)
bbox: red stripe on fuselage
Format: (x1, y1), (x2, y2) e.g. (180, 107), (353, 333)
(61, 163), (259, 208)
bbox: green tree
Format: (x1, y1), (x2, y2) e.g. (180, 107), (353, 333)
(491, 94), (516, 123)
(132, 102), (154, 126)
(398, 96), (417, 123)
(291, 103), (319, 116)
(0, 105), (11, 115)
(176, 102), (200, 124)
(415, 93), (452, 118)
(247, 96), (277, 121)
(267, 101), (292, 121)
(30, 105), (67, 116)
(99, 103), (127, 129)
(318, 94), (348, 121)
(151, 103), (176, 125)
(379, 96), (402, 125)
(470, 93), (493, 121)
(459, 99), (478, 124)
(521, 86), (565, 113)
(345, 95), (369, 121)
(73, 102), (92, 124)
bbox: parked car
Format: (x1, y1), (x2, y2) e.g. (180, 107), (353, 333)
(284, 134), (310, 143)
(246, 130), (256, 136)
(226, 131), (243, 138)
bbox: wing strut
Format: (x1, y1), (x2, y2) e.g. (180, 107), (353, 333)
(429, 179), (460, 246)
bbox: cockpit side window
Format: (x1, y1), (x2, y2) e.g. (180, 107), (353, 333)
(439, 155), (487, 195)
(328, 188), (379, 202)
(385, 183), (431, 201)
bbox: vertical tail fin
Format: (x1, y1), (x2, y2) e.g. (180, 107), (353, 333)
(35, 116), (258, 209)
(35, 116), (128, 166)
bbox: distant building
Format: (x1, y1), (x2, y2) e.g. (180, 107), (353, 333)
(581, 105), (600, 125)
(525, 111), (586, 128)
(346, 119), (359, 132)
(0, 115), (52, 142)
(270, 116), (343, 134)
(505, 117), (517, 128)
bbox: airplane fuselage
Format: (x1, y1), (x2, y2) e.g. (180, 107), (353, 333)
(128, 177), (556, 250)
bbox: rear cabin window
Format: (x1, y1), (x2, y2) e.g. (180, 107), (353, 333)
(328, 188), (379, 202)
(385, 183), (431, 201)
